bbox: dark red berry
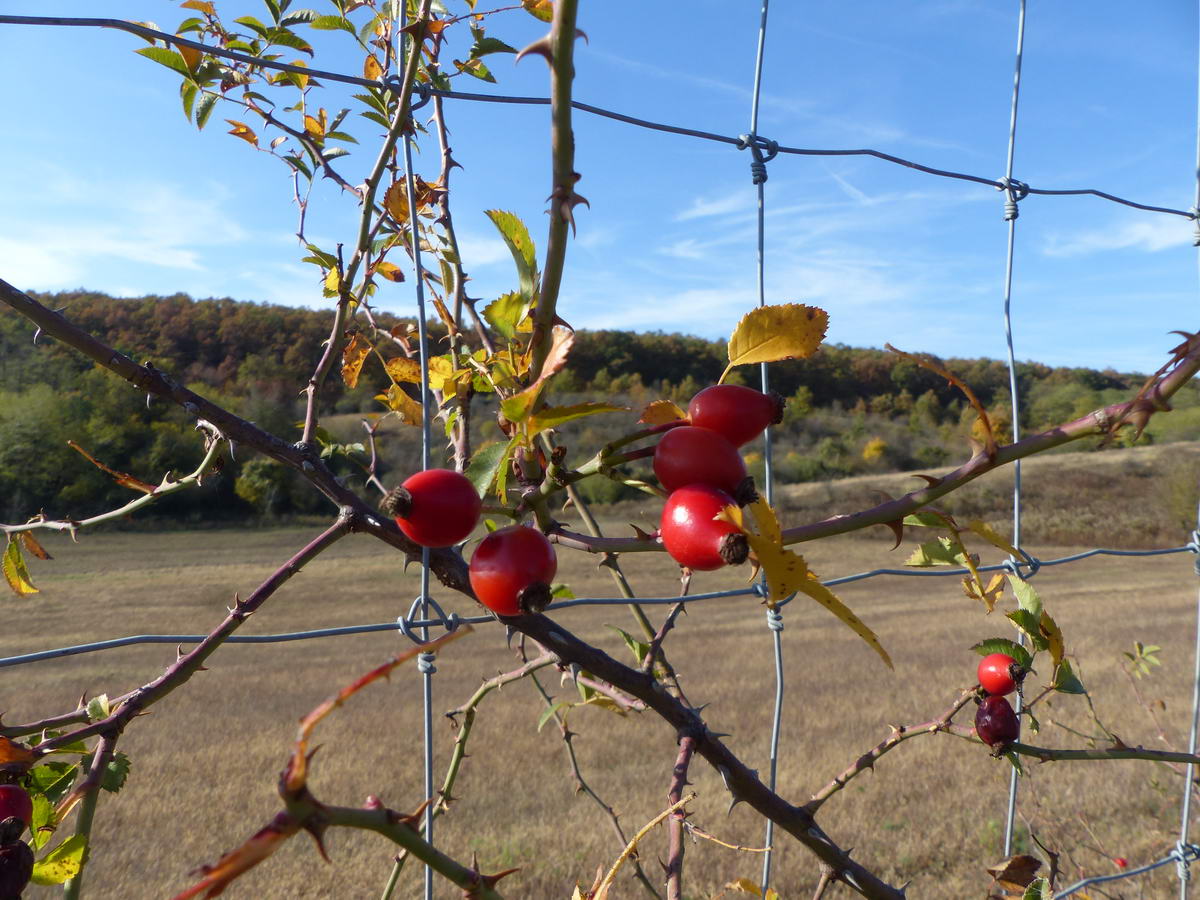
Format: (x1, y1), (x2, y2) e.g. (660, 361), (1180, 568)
(660, 485), (748, 571)
(653, 426), (748, 496)
(0, 788), (30, 835)
(389, 469), (481, 548)
(469, 525), (558, 617)
(687, 384), (784, 447)
(975, 695), (1020, 747)
(0, 838), (33, 900)
(977, 653), (1019, 697)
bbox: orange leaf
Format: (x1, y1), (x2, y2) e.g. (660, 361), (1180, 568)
(67, 441), (156, 493)
(383, 181), (409, 225)
(340, 333), (372, 389)
(178, 41), (201, 71)
(19, 532), (51, 560)
(0, 736), (35, 768)
(171, 812), (300, 900)
(225, 119), (258, 147)
(638, 400), (686, 425)
(372, 261), (404, 282)
(363, 53), (382, 81)
(180, 0), (216, 13)
(303, 113), (324, 138)
(384, 357), (421, 384)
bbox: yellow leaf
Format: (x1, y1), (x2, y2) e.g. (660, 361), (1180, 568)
(569, 887), (586, 900)
(427, 355), (458, 394)
(303, 112), (325, 138)
(340, 333), (372, 389)
(180, 0), (215, 13)
(967, 519), (1022, 560)
(501, 326), (575, 426)
(323, 267), (340, 298)
(178, 41), (201, 71)
(376, 384), (424, 426)
(1041, 611), (1065, 668)
(724, 878), (762, 896)
(522, 0), (553, 21)
(373, 261), (404, 282)
(225, 119), (258, 146)
(721, 303), (828, 384)
(638, 399), (687, 425)
(385, 357), (421, 384)
(363, 53), (383, 81)
(384, 181), (410, 225)
(3, 539), (37, 596)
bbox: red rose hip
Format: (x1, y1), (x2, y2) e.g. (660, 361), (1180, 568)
(0, 838), (33, 900)
(653, 426), (749, 497)
(387, 469), (481, 548)
(974, 695), (1020, 747)
(687, 384), (784, 447)
(469, 525), (558, 617)
(0, 786), (31, 834)
(977, 653), (1019, 696)
(660, 485), (749, 571)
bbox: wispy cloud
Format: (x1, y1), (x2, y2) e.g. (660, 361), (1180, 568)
(1043, 217), (1193, 257)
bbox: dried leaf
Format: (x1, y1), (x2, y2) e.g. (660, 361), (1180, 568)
(373, 261), (404, 282)
(887, 344), (996, 457)
(721, 303), (828, 384)
(967, 519), (1021, 559)
(67, 441), (156, 493)
(987, 855), (1041, 892)
(340, 333), (372, 389)
(178, 41), (202, 71)
(384, 181), (410, 225)
(638, 399), (687, 425)
(225, 119), (258, 146)
(363, 53), (382, 81)
(19, 532), (51, 560)
(384, 357), (421, 384)
(170, 813), (300, 900)
(1041, 611), (1065, 669)
(0, 736), (36, 767)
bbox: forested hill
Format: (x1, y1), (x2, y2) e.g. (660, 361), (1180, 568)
(2, 290), (1196, 523)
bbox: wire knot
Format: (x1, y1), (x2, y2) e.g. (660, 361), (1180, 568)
(1192, 208), (1200, 247)
(738, 133), (779, 185)
(995, 177), (1029, 221)
(1000, 549), (1041, 580)
(1175, 841), (1200, 880)
(397, 595), (461, 648)
(765, 608), (784, 632)
(417, 651), (437, 675)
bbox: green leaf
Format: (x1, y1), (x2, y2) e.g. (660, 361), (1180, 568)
(3, 538), (37, 595)
(1022, 879), (1052, 900)
(550, 583), (574, 599)
(470, 35), (518, 58)
(456, 58), (496, 83)
(465, 440), (514, 499)
(195, 91), (218, 129)
(308, 14), (356, 33)
(102, 753), (131, 793)
(969, 638), (1033, 671)
(134, 46), (193, 77)
(536, 701), (568, 733)
(901, 511), (955, 528)
(26, 763), (78, 806)
(482, 291), (529, 340)
(1007, 575), (1042, 619)
(28, 792), (56, 850)
(281, 9), (319, 26)
(1004, 751), (1024, 775)
(606, 626), (650, 666)
(181, 81), (198, 119)
(30, 834), (88, 886)
(484, 210), (537, 302)
(85, 695), (110, 722)
(905, 536), (966, 568)
(266, 27), (314, 54)
(528, 402), (627, 434)
(233, 15), (271, 36)
(1006, 610), (1047, 650)
(1053, 660), (1086, 694)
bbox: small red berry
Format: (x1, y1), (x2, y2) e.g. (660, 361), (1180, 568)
(974, 695), (1020, 747)
(978, 653), (1019, 697)
(0, 786), (31, 834)
(389, 469), (481, 548)
(653, 426), (749, 497)
(687, 384), (784, 447)
(469, 525), (558, 617)
(1113, 857), (1129, 870)
(660, 484), (749, 571)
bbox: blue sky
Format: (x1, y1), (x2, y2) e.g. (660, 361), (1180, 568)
(2, 1), (1199, 374)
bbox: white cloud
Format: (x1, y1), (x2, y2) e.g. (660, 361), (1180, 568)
(674, 189), (755, 222)
(1043, 217), (1194, 257)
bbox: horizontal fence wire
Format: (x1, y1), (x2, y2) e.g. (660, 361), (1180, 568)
(1055, 842), (1200, 899)
(2, 545), (1194, 668)
(0, 15), (1194, 219)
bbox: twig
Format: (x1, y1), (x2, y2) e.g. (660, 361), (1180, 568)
(593, 794), (695, 900)
(60, 733), (117, 900)
(665, 735), (696, 900)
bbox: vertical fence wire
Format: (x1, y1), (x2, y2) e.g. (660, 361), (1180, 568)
(1000, 0), (1029, 859)
(741, 0), (786, 893)
(398, 7), (438, 899)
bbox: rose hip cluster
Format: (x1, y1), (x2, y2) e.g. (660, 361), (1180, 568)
(0, 783), (33, 899)
(657, 385), (783, 571)
(385, 468), (557, 618)
(974, 652), (1023, 748)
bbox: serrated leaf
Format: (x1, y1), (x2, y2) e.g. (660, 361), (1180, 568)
(1053, 660), (1086, 694)
(1022, 879), (1052, 900)
(1006, 609), (1047, 650)
(638, 400), (687, 425)
(1040, 611), (1064, 669)
(906, 536), (966, 568)
(1007, 575), (1042, 618)
(322, 266), (340, 298)
(455, 57), (495, 82)
(384, 181), (411, 225)
(471, 36), (518, 57)
(3, 538), (37, 596)
(385, 356), (421, 384)
(134, 46), (193, 77)
(363, 53), (382, 81)
(528, 402), (625, 434)
(195, 91), (218, 129)
(970, 638), (1033, 670)
(308, 14), (356, 33)
(724, 877), (763, 895)
(483, 291), (529, 340)
(485, 209), (538, 301)
(902, 510), (956, 529)
(181, 0), (216, 12)
(85, 695), (110, 722)
(304, 112), (326, 138)
(226, 119), (258, 146)
(522, 0), (553, 21)
(606, 626), (650, 666)
(967, 519), (1021, 558)
(30, 834), (88, 886)
(465, 440), (514, 499)
(537, 701), (569, 732)
(101, 753), (131, 793)
(29, 792), (56, 850)
(721, 303), (828, 384)
(340, 333), (372, 389)
(375, 384), (423, 426)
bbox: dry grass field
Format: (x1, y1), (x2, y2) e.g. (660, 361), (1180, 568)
(6, 443), (1200, 899)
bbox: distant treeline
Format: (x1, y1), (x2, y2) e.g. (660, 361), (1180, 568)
(2, 290), (1195, 522)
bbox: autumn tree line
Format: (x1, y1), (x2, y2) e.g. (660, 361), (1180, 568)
(1, 289), (1195, 522)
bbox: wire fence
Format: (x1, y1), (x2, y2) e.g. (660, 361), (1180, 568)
(3, 3), (1200, 898)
